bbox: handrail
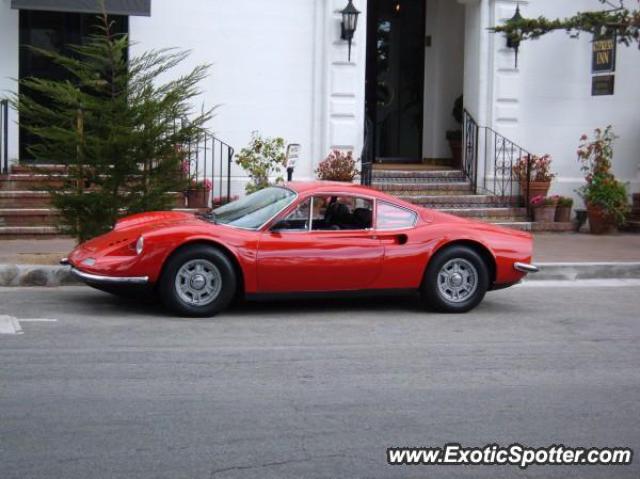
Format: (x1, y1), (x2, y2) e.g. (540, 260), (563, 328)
(360, 114), (374, 186)
(183, 132), (235, 208)
(1, 100), (8, 175)
(463, 109), (534, 220)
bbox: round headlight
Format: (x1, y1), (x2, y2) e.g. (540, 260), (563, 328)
(135, 236), (144, 255)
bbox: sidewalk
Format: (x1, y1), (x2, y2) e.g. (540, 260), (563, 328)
(0, 233), (639, 265)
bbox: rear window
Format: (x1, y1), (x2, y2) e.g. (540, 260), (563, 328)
(377, 202), (417, 230)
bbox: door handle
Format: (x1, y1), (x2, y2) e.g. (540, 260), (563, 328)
(376, 234), (408, 245)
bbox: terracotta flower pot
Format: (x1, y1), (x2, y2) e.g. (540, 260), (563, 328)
(555, 206), (572, 223)
(587, 203), (615, 235)
(186, 189), (209, 208)
(533, 206), (556, 223)
(520, 180), (551, 203)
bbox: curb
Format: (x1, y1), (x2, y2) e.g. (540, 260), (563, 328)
(2, 261), (640, 287)
(528, 262), (640, 281)
(0, 264), (79, 287)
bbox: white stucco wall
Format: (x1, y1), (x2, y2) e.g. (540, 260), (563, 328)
(489, 0), (640, 203)
(0, 0), (20, 165)
(130, 0), (367, 195)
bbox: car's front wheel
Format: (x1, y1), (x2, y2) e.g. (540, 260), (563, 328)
(421, 245), (489, 313)
(159, 245), (237, 317)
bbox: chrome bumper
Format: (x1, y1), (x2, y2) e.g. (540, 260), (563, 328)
(514, 262), (540, 274)
(70, 267), (149, 285)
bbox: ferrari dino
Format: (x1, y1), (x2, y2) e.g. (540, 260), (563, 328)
(62, 181), (538, 316)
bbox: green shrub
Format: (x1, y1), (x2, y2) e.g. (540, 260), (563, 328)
(12, 13), (213, 241)
(235, 132), (286, 194)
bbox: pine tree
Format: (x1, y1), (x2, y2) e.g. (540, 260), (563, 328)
(12, 12), (213, 241)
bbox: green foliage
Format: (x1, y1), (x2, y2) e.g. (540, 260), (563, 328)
(315, 150), (359, 182)
(235, 132), (286, 194)
(555, 196), (574, 208)
(576, 126), (630, 225)
(11, 13), (213, 241)
(492, 0), (640, 48)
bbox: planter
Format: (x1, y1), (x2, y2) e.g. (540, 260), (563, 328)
(447, 138), (462, 169)
(587, 203), (615, 235)
(555, 206), (572, 223)
(520, 180), (551, 203)
(533, 206), (556, 223)
(186, 189), (209, 209)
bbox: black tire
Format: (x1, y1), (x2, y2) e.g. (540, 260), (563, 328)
(421, 245), (489, 313)
(159, 245), (237, 317)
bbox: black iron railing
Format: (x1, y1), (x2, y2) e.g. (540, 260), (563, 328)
(462, 109), (533, 219)
(182, 132), (235, 208)
(360, 114), (374, 186)
(462, 110), (479, 193)
(1, 100), (8, 175)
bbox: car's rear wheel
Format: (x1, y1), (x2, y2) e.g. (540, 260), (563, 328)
(159, 245), (236, 317)
(421, 245), (489, 313)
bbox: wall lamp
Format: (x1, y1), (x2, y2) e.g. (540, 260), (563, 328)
(341, 0), (360, 62)
(506, 3), (523, 68)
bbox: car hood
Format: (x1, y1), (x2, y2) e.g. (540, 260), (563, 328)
(113, 211), (201, 232)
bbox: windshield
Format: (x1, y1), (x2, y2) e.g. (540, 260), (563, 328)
(211, 187), (297, 229)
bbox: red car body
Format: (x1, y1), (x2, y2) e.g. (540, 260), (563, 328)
(66, 181), (535, 300)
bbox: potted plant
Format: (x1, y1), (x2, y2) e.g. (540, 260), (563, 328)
(211, 195), (239, 208)
(315, 150), (359, 182)
(555, 196), (574, 222)
(513, 154), (556, 203)
(576, 127), (629, 234)
(531, 195), (557, 223)
(186, 178), (212, 208)
(445, 95), (463, 169)
(235, 131), (287, 194)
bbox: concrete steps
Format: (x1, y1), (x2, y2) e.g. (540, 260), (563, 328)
(0, 165), (192, 236)
(0, 174), (67, 190)
(437, 207), (527, 220)
(0, 226), (63, 238)
(0, 209), (61, 226)
(371, 167), (575, 232)
(494, 222), (575, 232)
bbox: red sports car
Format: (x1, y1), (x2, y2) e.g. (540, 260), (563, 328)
(62, 181), (538, 316)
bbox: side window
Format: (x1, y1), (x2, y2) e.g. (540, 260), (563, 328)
(377, 202), (417, 230)
(276, 199), (311, 231)
(311, 195), (373, 230)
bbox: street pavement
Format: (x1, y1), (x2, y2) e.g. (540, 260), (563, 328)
(1, 284), (639, 479)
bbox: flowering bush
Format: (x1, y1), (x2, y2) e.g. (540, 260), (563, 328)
(315, 150), (359, 182)
(530, 194), (555, 207)
(576, 126), (629, 225)
(190, 178), (212, 191)
(512, 154), (555, 182)
(235, 132), (286, 194)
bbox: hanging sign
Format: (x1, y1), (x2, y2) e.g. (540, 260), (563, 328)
(592, 75), (615, 96)
(592, 34), (616, 73)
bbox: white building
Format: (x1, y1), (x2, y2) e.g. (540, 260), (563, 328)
(1, 0), (639, 205)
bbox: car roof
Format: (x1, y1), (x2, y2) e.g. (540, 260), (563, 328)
(284, 181), (421, 210)
(286, 181), (386, 197)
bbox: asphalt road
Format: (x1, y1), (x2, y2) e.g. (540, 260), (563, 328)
(1, 283), (639, 479)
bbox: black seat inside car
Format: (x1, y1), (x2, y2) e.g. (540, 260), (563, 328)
(352, 208), (372, 229)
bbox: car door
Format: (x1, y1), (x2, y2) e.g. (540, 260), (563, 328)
(256, 195), (384, 293)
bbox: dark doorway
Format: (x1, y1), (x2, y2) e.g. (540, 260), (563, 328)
(19, 10), (128, 162)
(365, 0), (425, 163)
